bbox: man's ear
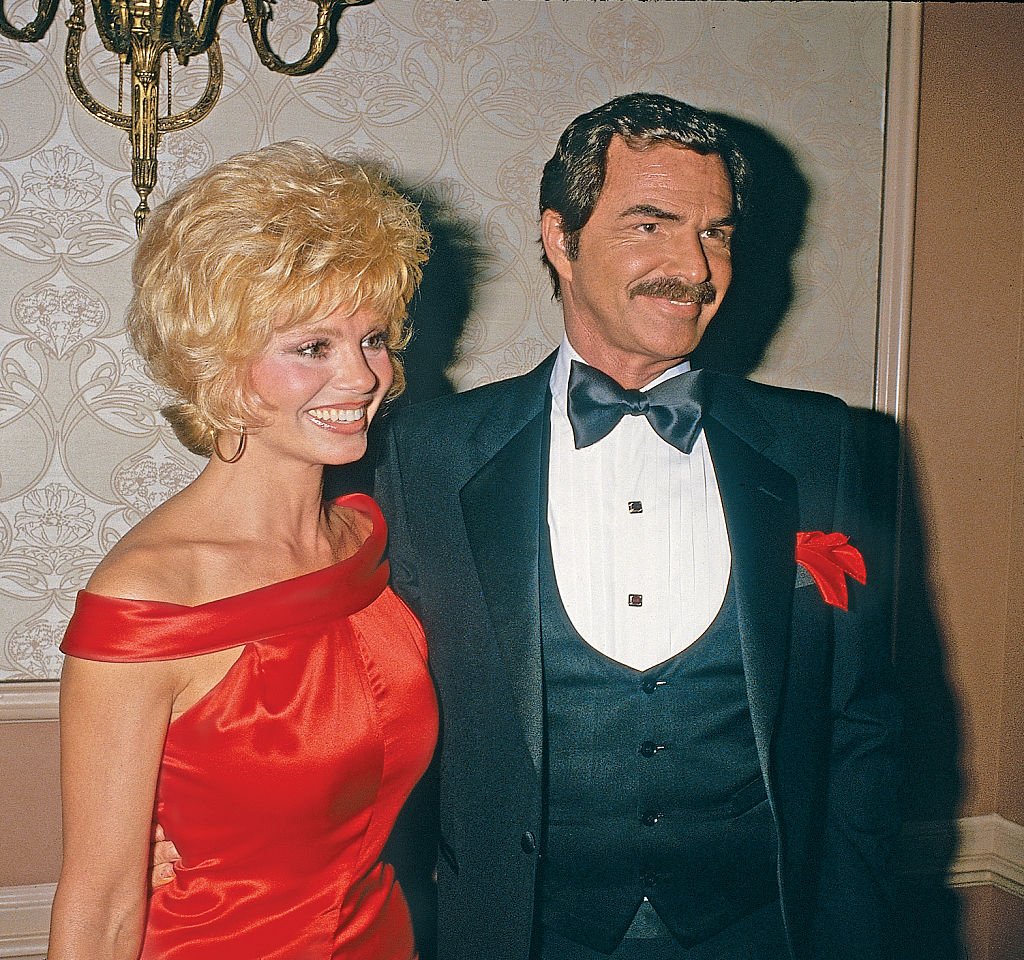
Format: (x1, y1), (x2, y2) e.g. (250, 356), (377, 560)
(541, 209), (574, 286)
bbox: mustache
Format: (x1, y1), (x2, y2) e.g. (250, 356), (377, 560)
(628, 278), (717, 304)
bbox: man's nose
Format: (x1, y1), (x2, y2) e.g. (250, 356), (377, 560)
(666, 231), (711, 283)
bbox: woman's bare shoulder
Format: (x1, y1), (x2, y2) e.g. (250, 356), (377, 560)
(86, 498), (206, 603)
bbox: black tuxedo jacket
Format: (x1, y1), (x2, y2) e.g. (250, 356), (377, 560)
(375, 355), (900, 960)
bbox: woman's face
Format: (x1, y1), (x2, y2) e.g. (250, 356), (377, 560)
(247, 302), (395, 467)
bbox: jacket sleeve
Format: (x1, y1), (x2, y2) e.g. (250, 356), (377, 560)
(808, 406), (902, 959)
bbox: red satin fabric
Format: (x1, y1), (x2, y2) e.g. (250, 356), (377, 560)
(61, 494), (438, 959)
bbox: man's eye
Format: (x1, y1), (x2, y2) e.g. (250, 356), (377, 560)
(297, 340), (329, 358)
(701, 228), (732, 246)
(637, 222), (659, 233)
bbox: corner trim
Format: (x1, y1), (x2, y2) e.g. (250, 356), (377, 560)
(874, 1), (922, 422)
(0, 683), (59, 723)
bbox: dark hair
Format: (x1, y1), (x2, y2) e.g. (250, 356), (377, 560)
(539, 92), (751, 298)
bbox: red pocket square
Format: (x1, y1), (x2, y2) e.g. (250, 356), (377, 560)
(795, 531), (866, 611)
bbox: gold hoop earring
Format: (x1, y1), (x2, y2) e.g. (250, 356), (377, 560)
(212, 426), (246, 464)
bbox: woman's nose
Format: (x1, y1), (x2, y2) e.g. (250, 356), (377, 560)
(332, 348), (378, 395)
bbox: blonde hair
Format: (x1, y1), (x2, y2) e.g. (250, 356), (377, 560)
(127, 141), (430, 456)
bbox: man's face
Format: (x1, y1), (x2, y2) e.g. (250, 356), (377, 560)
(542, 136), (735, 389)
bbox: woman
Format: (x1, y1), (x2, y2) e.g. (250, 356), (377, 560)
(48, 142), (436, 959)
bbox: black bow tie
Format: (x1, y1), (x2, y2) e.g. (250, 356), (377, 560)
(566, 360), (704, 454)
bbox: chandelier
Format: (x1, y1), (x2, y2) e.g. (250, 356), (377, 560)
(0, 0), (370, 232)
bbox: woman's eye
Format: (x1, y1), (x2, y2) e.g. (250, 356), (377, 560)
(297, 339), (329, 358)
(362, 331), (388, 350)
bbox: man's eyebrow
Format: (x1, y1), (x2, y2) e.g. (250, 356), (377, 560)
(707, 213), (737, 228)
(619, 204), (680, 221)
(618, 205), (737, 228)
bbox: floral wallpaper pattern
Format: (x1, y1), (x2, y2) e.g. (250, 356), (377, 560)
(0, 0), (890, 680)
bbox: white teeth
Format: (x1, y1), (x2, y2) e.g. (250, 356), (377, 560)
(308, 407), (365, 423)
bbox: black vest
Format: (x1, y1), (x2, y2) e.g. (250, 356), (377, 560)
(537, 530), (780, 953)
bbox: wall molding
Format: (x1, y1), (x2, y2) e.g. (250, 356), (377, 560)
(874, 1), (922, 423)
(898, 814), (1024, 898)
(0, 883), (51, 960)
(0, 683), (58, 723)
(0, 816), (1019, 956)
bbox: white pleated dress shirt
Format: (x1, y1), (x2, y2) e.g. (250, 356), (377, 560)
(547, 337), (731, 671)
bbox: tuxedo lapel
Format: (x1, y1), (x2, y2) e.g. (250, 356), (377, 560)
(459, 358), (554, 779)
(702, 374), (799, 778)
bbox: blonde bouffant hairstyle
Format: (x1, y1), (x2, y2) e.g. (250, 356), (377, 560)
(127, 141), (430, 457)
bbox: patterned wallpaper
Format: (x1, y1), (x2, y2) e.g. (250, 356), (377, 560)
(0, 0), (890, 680)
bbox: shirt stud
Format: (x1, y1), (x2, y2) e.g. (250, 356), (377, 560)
(628, 594), (643, 607)
(628, 501), (643, 514)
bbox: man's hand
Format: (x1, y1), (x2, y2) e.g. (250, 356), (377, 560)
(151, 823), (180, 889)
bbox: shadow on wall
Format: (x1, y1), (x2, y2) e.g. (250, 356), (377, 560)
(692, 113), (810, 377)
(323, 180), (484, 501)
(847, 398), (965, 958)
(887, 428), (967, 960)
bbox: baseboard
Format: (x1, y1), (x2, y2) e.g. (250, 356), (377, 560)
(0, 683), (58, 723)
(1, 816), (1020, 955)
(0, 883), (52, 959)
(957, 814), (1024, 895)
(898, 813), (1024, 898)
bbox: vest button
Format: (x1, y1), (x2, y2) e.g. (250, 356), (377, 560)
(520, 831), (537, 854)
(642, 872), (657, 889)
(639, 740), (658, 757)
(640, 810), (661, 826)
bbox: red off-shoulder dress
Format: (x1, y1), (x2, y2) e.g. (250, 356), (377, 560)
(60, 494), (437, 959)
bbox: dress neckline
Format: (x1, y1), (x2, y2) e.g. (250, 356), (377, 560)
(62, 493), (391, 661)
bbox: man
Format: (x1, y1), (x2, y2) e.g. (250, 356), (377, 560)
(375, 93), (900, 960)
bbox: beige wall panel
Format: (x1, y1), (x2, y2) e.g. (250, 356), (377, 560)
(961, 885), (995, 960)
(988, 886), (1024, 960)
(959, 884), (1024, 960)
(0, 719), (61, 885)
(908, 2), (1024, 818)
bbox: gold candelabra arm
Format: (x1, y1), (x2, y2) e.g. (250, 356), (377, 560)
(175, 0), (229, 58)
(89, 0), (129, 54)
(66, 0), (131, 130)
(158, 39), (222, 132)
(240, 0), (365, 77)
(0, 0), (60, 41)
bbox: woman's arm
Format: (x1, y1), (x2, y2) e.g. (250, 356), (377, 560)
(47, 654), (178, 960)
